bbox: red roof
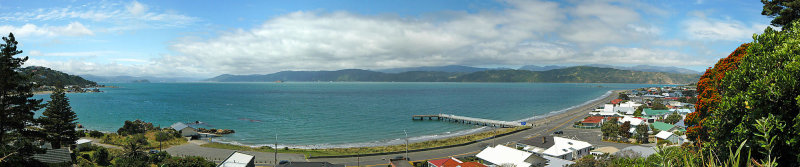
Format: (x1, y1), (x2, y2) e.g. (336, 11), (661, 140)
(582, 116), (605, 124)
(428, 157), (486, 167)
(611, 99), (624, 105)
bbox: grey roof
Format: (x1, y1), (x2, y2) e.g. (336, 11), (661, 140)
(33, 148), (72, 164)
(518, 136), (555, 149)
(674, 119), (686, 127)
(543, 156), (575, 167)
(171, 122), (191, 130)
(277, 162), (344, 167)
(617, 146), (657, 158)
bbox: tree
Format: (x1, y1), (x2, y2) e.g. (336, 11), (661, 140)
(618, 93), (630, 101)
(159, 156), (215, 167)
(619, 121), (632, 139)
(39, 88), (79, 149)
(117, 119), (154, 136)
(155, 131), (171, 151)
(122, 134), (149, 159)
(635, 125), (649, 144)
(651, 99), (668, 110)
(0, 33), (44, 165)
(704, 22), (800, 165)
(664, 112), (682, 124)
(93, 147), (110, 166)
(762, 0), (800, 29)
(601, 118), (619, 140)
(650, 124), (661, 135)
(633, 106), (644, 117)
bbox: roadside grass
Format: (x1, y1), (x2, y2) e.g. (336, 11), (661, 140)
(99, 130), (186, 150)
(201, 126), (530, 157)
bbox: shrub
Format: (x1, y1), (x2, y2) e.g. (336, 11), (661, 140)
(88, 130), (105, 138)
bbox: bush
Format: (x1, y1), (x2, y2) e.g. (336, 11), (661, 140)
(117, 120), (155, 136)
(88, 130), (105, 138)
(77, 130), (87, 137)
(93, 147), (110, 166)
(159, 156), (215, 167)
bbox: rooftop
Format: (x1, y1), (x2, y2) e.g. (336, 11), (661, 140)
(170, 122), (190, 130)
(519, 136), (555, 150)
(651, 121), (676, 131)
(218, 152), (254, 167)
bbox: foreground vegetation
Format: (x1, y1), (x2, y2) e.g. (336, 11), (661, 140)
(202, 126), (530, 157)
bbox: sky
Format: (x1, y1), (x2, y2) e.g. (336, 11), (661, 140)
(0, 0), (773, 78)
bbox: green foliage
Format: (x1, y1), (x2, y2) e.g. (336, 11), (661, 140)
(650, 124), (661, 135)
(619, 121), (631, 139)
(705, 21), (800, 165)
(0, 33), (45, 165)
(149, 151), (171, 164)
(116, 119), (155, 136)
(112, 156), (149, 167)
(88, 130), (104, 138)
(601, 118), (619, 140)
(664, 112), (682, 124)
(754, 114), (783, 167)
(93, 147), (110, 166)
(618, 93), (630, 100)
(76, 156), (94, 167)
(39, 88), (79, 149)
(762, 0), (800, 29)
(651, 99), (668, 110)
(635, 125), (649, 144)
(18, 66), (97, 87)
(634, 106), (643, 117)
(122, 134), (149, 159)
(159, 156), (215, 167)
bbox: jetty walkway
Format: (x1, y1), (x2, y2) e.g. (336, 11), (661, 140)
(412, 114), (526, 127)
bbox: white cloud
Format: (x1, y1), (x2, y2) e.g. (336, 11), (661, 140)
(0, 22), (93, 37)
(127, 1), (148, 15)
(684, 17), (769, 41)
(26, 50), (115, 57)
(1, 1), (197, 31)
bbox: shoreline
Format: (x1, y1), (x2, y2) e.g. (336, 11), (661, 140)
(207, 89), (620, 149)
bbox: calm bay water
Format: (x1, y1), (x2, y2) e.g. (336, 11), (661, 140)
(34, 82), (662, 148)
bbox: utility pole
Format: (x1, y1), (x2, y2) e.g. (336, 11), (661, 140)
(275, 133), (278, 167)
(404, 130), (409, 160)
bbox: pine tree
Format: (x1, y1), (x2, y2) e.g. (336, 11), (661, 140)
(39, 88), (78, 149)
(0, 33), (44, 164)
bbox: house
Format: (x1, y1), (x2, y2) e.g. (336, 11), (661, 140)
(477, 144), (547, 167)
(674, 119), (687, 130)
(428, 157), (487, 167)
(389, 157), (414, 167)
(643, 109), (672, 122)
(218, 152), (255, 167)
(619, 116), (645, 127)
(670, 108), (693, 115)
(76, 138), (92, 150)
(278, 162), (344, 167)
(651, 121), (678, 132)
(171, 122), (198, 137)
(656, 131), (684, 144)
(610, 99), (624, 105)
(580, 116), (605, 127)
(32, 148), (72, 164)
(613, 106), (634, 115)
(619, 101), (642, 108)
(516, 136), (592, 160)
(542, 156), (574, 167)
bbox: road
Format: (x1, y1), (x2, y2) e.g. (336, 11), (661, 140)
(309, 90), (637, 166)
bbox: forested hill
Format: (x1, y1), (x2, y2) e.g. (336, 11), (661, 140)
(207, 66), (700, 84)
(19, 66), (98, 86)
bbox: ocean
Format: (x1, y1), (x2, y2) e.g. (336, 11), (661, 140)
(33, 82), (664, 148)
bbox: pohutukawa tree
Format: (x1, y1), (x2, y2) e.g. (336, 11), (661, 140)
(39, 88), (79, 149)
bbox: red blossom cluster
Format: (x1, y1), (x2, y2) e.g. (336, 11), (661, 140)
(685, 43), (749, 143)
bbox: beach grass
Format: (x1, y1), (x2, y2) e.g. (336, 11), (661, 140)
(200, 126), (530, 157)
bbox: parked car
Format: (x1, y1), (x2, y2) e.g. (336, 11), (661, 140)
(149, 150), (160, 154)
(553, 130), (564, 135)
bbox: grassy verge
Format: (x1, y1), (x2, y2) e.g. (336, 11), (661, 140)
(201, 126), (530, 157)
(98, 130), (187, 150)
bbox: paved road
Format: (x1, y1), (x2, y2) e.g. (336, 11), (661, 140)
(81, 137), (122, 150)
(309, 90), (637, 166)
(165, 142), (306, 165)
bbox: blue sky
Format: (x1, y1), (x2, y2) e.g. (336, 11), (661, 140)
(0, 0), (773, 77)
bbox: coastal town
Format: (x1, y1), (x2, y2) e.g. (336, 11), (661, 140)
(21, 85), (696, 167)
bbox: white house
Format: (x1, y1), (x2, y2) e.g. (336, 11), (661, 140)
(477, 145), (547, 167)
(655, 131), (684, 145)
(619, 101), (642, 108)
(619, 116), (645, 126)
(517, 136), (592, 161)
(218, 152), (255, 167)
(76, 139), (92, 150)
(170, 122), (198, 137)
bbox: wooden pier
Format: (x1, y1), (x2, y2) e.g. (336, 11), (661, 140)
(412, 114), (525, 128)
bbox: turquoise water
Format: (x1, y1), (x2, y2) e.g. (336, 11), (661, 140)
(33, 82), (663, 148)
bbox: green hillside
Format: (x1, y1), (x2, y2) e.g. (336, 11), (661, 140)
(207, 66), (699, 84)
(19, 66), (98, 87)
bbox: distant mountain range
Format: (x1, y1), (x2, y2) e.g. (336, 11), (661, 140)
(19, 66), (98, 86)
(375, 64), (700, 74)
(207, 66), (700, 84)
(80, 75), (202, 83)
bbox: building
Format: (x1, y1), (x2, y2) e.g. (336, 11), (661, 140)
(617, 146), (657, 157)
(477, 145), (547, 167)
(651, 121), (678, 132)
(656, 131), (685, 144)
(76, 138), (93, 150)
(619, 116), (645, 127)
(580, 116), (605, 127)
(517, 136), (592, 160)
(389, 157), (414, 167)
(171, 122), (198, 137)
(32, 148), (72, 165)
(428, 157), (487, 167)
(278, 162), (344, 167)
(218, 152), (255, 167)
(643, 109), (672, 122)
(612, 106), (635, 115)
